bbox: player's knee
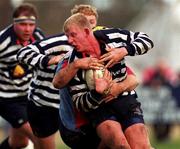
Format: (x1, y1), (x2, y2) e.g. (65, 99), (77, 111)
(115, 143), (130, 149)
(10, 138), (29, 148)
(106, 136), (130, 149)
(141, 143), (152, 149)
(133, 141), (152, 149)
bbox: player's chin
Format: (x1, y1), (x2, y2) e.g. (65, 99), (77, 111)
(22, 35), (31, 41)
(76, 47), (84, 52)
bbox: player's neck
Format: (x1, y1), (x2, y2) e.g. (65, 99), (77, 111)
(88, 37), (101, 58)
(18, 39), (30, 46)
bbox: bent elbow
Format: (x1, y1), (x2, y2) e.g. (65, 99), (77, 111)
(52, 78), (60, 89)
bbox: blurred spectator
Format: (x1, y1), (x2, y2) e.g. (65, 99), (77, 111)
(172, 71), (180, 107)
(142, 58), (177, 87)
(142, 58), (178, 141)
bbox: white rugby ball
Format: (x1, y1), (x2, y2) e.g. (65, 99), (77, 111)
(85, 69), (104, 90)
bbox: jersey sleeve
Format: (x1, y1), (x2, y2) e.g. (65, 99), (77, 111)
(17, 34), (71, 69)
(94, 28), (154, 56)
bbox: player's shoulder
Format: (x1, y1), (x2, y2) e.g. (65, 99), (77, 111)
(93, 26), (121, 41)
(94, 27), (132, 42)
(33, 27), (45, 40)
(0, 25), (13, 43)
(33, 33), (68, 46)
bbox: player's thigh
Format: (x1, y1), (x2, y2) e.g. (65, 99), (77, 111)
(37, 133), (56, 149)
(59, 118), (100, 149)
(9, 124), (30, 147)
(0, 97), (28, 128)
(124, 123), (151, 148)
(96, 120), (128, 146)
(27, 100), (59, 138)
(13, 121), (35, 139)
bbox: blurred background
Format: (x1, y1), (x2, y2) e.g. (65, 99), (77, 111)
(1, 0), (180, 148)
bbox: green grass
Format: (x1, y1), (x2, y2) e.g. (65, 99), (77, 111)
(57, 144), (70, 149)
(56, 134), (70, 149)
(152, 139), (180, 149)
(149, 125), (180, 149)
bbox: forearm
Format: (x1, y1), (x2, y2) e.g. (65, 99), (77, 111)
(53, 61), (79, 89)
(72, 89), (104, 112)
(127, 31), (154, 56)
(117, 74), (139, 94)
(17, 45), (49, 69)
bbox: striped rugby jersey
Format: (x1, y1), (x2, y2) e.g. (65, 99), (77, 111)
(67, 28), (154, 112)
(0, 25), (44, 101)
(17, 34), (73, 108)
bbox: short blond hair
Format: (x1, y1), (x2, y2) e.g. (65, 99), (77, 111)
(71, 4), (98, 19)
(63, 13), (91, 33)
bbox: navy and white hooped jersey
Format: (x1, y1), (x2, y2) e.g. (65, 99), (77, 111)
(17, 33), (73, 108)
(0, 25), (44, 101)
(68, 28), (154, 112)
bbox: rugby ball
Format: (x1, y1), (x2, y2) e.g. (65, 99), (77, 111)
(85, 69), (104, 90)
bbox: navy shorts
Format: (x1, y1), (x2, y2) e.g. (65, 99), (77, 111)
(27, 100), (59, 138)
(59, 118), (100, 149)
(0, 96), (28, 128)
(109, 94), (144, 130)
(86, 94), (144, 131)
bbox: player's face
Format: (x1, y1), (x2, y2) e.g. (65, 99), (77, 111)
(84, 15), (97, 29)
(66, 24), (90, 52)
(13, 21), (36, 42)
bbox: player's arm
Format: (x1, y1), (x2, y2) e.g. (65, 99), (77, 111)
(17, 35), (69, 69)
(53, 56), (103, 89)
(100, 67), (139, 102)
(53, 56), (79, 89)
(99, 29), (154, 68)
(119, 66), (139, 92)
(70, 66), (138, 112)
(17, 43), (50, 69)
